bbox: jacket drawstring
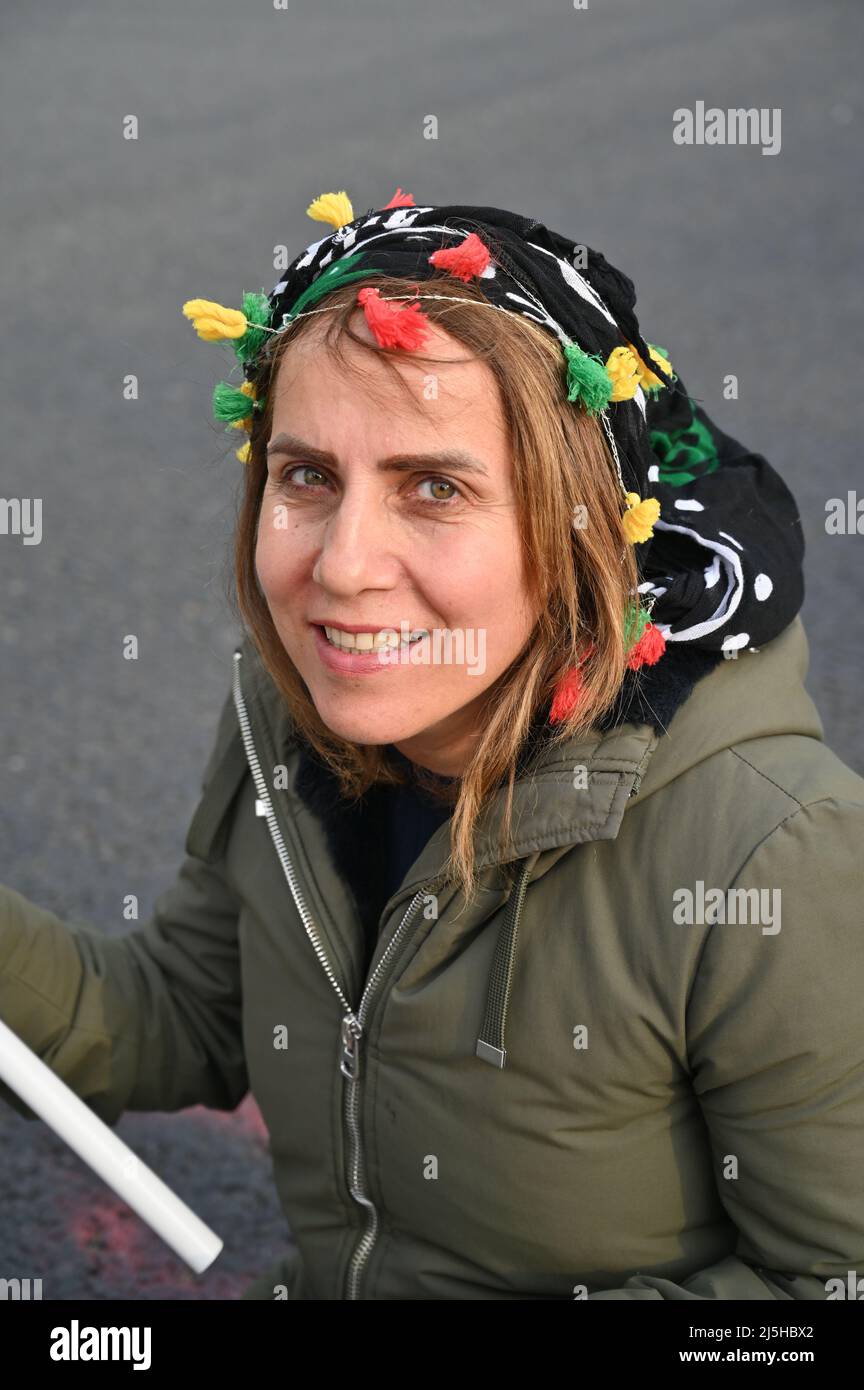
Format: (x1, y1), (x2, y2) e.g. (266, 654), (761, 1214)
(475, 856), (536, 1068)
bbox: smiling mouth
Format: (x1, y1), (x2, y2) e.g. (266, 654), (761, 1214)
(316, 624), (429, 653)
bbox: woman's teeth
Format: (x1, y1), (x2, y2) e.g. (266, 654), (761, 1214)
(322, 625), (428, 652)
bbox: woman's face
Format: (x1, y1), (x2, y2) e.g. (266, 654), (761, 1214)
(255, 311), (544, 776)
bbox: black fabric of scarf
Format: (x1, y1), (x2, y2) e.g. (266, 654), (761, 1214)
(254, 202), (805, 660)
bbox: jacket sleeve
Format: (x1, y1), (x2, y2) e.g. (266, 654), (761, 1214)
(589, 796), (864, 1300)
(0, 687), (250, 1128)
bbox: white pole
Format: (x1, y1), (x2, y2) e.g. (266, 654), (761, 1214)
(0, 1016), (223, 1273)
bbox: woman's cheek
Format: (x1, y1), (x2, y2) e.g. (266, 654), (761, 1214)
(254, 516), (299, 604)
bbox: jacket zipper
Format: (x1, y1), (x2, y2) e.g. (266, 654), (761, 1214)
(341, 885), (432, 1299)
(231, 651), (438, 1300)
(231, 654), (353, 1015)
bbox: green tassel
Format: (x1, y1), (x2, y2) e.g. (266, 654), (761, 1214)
(563, 342), (613, 414)
(623, 599), (651, 650)
(212, 381), (254, 425)
(232, 291), (273, 365)
(285, 251), (386, 320)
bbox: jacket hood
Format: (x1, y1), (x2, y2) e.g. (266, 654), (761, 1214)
(234, 614), (822, 1069)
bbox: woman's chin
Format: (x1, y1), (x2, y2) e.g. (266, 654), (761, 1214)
(309, 695), (419, 748)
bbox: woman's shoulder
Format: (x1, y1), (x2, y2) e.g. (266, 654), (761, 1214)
(632, 615), (864, 810)
(617, 615), (864, 895)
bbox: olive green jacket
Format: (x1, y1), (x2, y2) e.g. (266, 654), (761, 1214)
(2, 615), (863, 1300)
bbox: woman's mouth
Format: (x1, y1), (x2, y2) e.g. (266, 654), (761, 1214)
(309, 623), (428, 675)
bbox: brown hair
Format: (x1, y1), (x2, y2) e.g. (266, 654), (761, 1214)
(231, 272), (639, 906)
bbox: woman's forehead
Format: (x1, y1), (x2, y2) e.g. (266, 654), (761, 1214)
(271, 312), (497, 412)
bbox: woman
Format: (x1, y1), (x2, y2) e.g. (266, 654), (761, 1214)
(2, 190), (863, 1301)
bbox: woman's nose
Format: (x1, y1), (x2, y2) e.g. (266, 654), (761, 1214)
(311, 485), (400, 594)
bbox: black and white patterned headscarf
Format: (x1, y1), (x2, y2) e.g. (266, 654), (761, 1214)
(183, 193), (805, 725)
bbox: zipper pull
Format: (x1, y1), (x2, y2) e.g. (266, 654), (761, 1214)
(340, 1014), (363, 1080)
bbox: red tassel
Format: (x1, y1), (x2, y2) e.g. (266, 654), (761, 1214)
(357, 286), (430, 350)
(428, 232), (492, 283)
(549, 642), (596, 724)
(549, 668), (584, 724)
(626, 622), (666, 670)
(383, 188), (416, 209)
(552, 625), (666, 724)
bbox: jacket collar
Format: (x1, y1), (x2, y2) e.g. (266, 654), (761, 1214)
(233, 615), (822, 1071)
(239, 614), (819, 895)
(411, 722), (658, 884)
(243, 651), (658, 895)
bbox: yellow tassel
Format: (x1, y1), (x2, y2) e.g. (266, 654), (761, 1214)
(627, 341), (674, 393)
(306, 191), (354, 229)
(182, 298), (247, 341)
(235, 440), (251, 464)
(622, 491), (661, 544)
(605, 346), (641, 402)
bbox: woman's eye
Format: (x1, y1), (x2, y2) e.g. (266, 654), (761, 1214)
(416, 476), (461, 507)
(275, 467), (462, 509)
(278, 465), (328, 492)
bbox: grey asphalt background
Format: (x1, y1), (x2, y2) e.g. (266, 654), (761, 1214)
(1, 0), (861, 1300)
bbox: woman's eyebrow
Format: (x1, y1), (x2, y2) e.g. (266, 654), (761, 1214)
(266, 432), (488, 477)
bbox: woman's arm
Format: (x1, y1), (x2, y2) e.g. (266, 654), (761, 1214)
(0, 688), (249, 1127)
(591, 795), (864, 1300)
